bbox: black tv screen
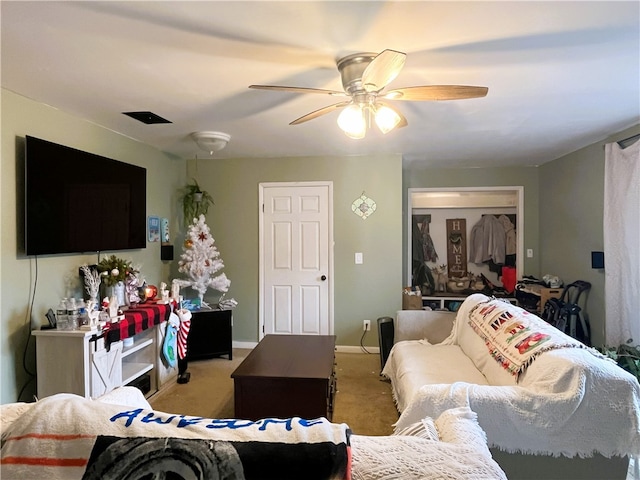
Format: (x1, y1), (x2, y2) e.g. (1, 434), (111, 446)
(24, 136), (147, 256)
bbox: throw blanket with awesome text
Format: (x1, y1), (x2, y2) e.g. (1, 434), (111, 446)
(1, 394), (350, 480)
(468, 298), (587, 378)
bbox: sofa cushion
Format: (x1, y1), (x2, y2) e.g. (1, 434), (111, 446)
(382, 341), (490, 412)
(394, 310), (456, 344)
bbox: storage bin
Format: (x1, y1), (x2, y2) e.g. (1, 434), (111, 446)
(402, 293), (423, 310)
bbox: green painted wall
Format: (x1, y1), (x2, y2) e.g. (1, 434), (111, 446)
(401, 166), (541, 282)
(539, 124), (640, 348)
(1, 89), (184, 403)
(183, 155), (403, 347)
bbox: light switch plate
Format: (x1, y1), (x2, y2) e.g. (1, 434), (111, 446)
(355, 252), (363, 264)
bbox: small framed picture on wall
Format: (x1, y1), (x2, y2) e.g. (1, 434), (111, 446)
(148, 216), (160, 242)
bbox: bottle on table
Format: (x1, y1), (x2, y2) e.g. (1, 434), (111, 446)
(67, 298), (79, 330)
(56, 298), (69, 330)
(77, 299), (89, 327)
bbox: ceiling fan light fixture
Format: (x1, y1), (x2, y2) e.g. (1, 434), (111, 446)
(248, 49), (487, 138)
(374, 104), (402, 134)
(191, 131), (231, 154)
(337, 104), (366, 139)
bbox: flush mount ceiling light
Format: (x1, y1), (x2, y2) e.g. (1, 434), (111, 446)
(249, 49), (487, 139)
(191, 131), (231, 154)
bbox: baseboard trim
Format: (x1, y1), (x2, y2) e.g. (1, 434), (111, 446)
(232, 340), (379, 354)
(336, 345), (380, 354)
(233, 341), (258, 349)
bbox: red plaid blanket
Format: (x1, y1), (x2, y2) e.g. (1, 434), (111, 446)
(105, 303), (170, 346)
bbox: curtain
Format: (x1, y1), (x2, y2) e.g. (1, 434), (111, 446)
(603, 139), (640, 346)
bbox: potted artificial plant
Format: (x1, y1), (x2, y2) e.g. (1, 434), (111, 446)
(179, 179), (214, 228)
(598, 341), (640, 382)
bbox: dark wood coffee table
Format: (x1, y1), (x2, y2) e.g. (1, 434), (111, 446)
(231, 334), (336, 421)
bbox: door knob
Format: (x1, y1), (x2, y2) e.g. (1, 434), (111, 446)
(321, 275), (327, 281)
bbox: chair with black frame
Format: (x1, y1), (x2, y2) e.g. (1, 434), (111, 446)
(559, 280), (592, 345)
(543, 280), (592, 345)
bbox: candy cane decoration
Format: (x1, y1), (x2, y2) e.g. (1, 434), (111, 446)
(177, 309), (192, 360)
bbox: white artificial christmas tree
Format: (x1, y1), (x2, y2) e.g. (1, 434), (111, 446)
(174, 214), (234, 309)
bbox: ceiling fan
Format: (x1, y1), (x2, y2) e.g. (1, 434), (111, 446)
(249, 49), (488, 139)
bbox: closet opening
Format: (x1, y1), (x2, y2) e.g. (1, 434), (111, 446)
(408, 187), (524, 303)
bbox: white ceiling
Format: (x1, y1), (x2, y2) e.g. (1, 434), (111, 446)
(2, 1), (639, 168)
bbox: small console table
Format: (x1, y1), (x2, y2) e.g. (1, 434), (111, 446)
(32, 303), (175, 399)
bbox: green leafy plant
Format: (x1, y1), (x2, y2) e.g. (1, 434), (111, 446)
(597, 341), (640, 381)
(179, 179), (214, 228)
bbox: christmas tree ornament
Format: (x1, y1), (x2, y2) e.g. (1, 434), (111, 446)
(144, 284), (158, 300)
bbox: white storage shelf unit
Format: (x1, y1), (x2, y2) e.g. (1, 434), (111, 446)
(121, 328), (155, 387)
(33, 323), (176, 400)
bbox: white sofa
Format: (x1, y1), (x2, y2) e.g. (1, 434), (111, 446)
(382, 293), (640, 480)
(1, 387), (508, 480)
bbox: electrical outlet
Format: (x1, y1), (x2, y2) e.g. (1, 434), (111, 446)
(527, 248), (534, 258)
(363, 319), (371, 331)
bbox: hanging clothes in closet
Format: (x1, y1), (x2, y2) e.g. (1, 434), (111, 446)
(469, 215), (506, 273)
(498, 214), (517, 257)
(412, 215), (438, 290)
(420, 218), (438, 263)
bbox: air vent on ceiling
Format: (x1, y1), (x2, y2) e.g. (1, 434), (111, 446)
(123, 111), (172, 124)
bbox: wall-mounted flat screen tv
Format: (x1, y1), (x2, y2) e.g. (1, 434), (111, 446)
(24, 135), (147, 256)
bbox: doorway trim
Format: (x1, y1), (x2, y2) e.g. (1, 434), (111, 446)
(258, 181), (335, 339)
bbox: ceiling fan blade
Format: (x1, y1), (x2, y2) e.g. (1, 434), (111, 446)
(290, 101), (351, 125)
(361, 49), (406, 93)
(383, 85), (488, 101)
(249, 85), (346, 96)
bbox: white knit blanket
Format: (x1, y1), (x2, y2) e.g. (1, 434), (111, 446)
(395, 346), (640, 457)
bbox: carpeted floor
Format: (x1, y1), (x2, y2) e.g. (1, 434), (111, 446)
(149, 349), (399, 436)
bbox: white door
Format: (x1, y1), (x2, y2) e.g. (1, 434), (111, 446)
(260, 182), (333, 337)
